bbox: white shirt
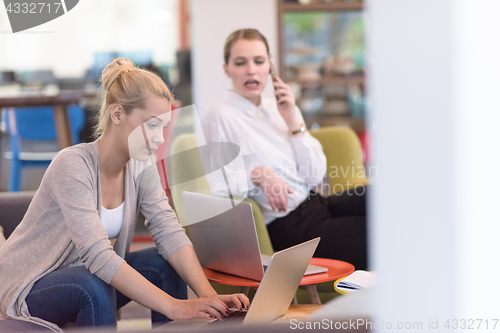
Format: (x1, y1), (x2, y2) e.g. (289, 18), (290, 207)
(197, 90), (327, 224)
(101, 201), (124, 239)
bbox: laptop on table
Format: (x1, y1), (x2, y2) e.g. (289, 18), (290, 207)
(212, 238), (320, 325)
(182, 191), (327, 281)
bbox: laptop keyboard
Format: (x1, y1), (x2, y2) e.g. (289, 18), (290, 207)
(206, 310), (247, 325)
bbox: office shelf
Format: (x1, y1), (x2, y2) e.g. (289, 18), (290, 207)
(277, 0), (365, 130)
(280, 2), (363, 13)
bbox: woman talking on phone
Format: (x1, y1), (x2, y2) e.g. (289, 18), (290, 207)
(199, 29), (368, 270)
(0, 58), (248, 332)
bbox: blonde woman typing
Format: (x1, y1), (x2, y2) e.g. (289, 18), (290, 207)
(0, 58), (248, 332)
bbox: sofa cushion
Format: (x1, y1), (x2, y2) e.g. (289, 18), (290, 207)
(0, 319), (51, 332)
(0, 191), (35, 239)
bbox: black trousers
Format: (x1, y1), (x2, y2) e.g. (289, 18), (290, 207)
(267, 186), (368, 270)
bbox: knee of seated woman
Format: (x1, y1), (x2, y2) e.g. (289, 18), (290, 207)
(70, 267), (115, 303)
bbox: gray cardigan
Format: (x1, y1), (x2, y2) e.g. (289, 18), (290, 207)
(0, 140), (192, 332)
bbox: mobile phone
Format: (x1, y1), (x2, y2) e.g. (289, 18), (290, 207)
(270, 62), (283, 103)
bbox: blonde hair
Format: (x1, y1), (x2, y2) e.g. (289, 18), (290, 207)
(93, 58), (174, 139)
(223, 29), (270, 65)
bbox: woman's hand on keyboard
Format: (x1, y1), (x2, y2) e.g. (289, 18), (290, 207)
(216, 293), (250, 312)
(166, 296), (230, 321)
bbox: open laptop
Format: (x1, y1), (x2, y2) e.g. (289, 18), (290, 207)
(210, 237), (321, 325)
(182, 191), (327, 281)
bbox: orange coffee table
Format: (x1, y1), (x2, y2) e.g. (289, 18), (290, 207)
(203, 258), (354, 304)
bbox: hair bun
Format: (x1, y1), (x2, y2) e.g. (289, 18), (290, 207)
(101, 58), (135, 91)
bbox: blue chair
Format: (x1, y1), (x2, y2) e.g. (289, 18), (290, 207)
(3, 105), (85, 191)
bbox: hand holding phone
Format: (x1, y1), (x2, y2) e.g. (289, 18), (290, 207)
(270, 62), (284, 103)
(269, 62), (301, 131)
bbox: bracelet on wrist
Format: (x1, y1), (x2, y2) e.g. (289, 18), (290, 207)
(289, 124), (306, 136)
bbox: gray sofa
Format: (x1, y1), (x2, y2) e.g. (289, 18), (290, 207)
(0, 191), (35, 239)
(0, 191), (52, 332)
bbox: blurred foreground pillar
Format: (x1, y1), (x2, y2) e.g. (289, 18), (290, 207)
(368, 0), (500, 331)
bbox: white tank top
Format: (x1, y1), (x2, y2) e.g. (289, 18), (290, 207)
(101, 201), (124, 239)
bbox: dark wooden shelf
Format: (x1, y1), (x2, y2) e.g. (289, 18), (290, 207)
(278, 0), (366, 130)
(285, 75), (364, 86)
(280, 2), (363, 12)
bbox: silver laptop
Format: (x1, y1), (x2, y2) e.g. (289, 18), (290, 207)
(211, 238), (321, 325)
(182, 191), (327, 281)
